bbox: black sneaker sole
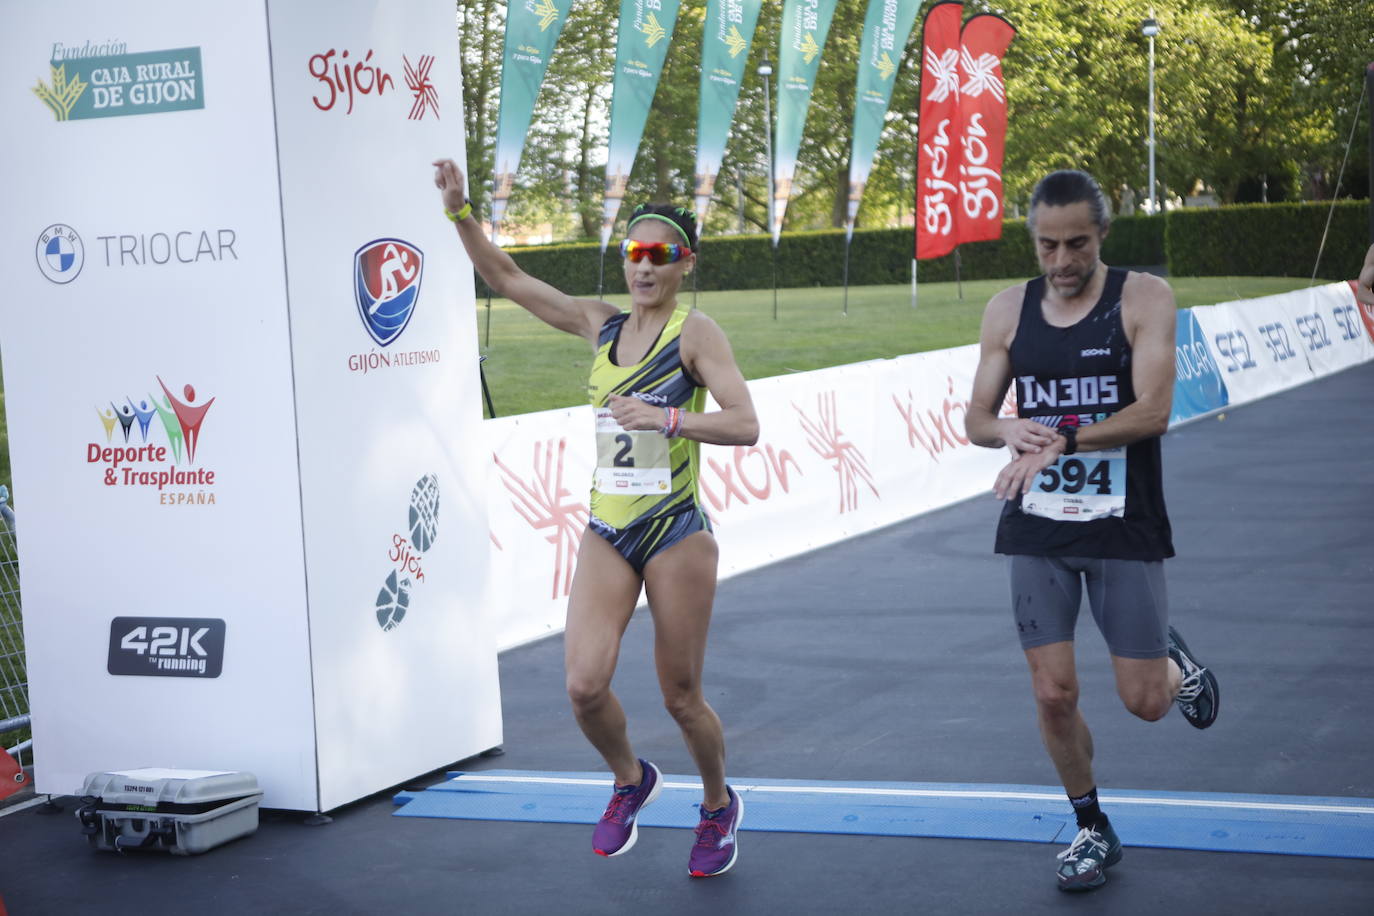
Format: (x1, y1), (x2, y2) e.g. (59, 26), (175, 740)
(1057, 844), (1123, 892)
(1169, 626), (1220, 729)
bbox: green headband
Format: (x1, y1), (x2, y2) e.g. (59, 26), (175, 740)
(626, 212), (693, 249)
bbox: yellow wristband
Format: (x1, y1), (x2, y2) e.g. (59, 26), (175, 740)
(445, 200), (472, 222)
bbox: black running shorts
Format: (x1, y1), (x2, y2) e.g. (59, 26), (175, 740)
(1008, 555), (1168, 659)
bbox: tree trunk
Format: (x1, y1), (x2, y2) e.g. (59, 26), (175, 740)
(833, 161), (851, 228)
(576, 84), (600, 238)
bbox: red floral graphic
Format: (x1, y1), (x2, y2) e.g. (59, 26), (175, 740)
(793, 393), (878, 513)
(493, 438), (588, 599)
(404, 55), (439, 121)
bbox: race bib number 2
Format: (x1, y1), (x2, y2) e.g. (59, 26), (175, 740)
(593, 407), (671, 495)
(1021, 447), (1126, 522)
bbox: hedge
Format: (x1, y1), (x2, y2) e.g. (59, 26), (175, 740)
(1164, 200), (1367, 280)
(475, 202), (1366, 297)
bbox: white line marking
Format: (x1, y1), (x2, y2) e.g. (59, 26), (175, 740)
(0, 796), (50, 818)
(448, 774), (1374, 817)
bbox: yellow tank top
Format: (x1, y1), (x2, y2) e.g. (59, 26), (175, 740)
(586, 305), (706, 529)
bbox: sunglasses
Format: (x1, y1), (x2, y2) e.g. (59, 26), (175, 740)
(619, 239), (690, 265)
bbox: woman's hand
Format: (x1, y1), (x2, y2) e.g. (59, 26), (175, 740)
(608, 394), (668, 433)
(432, 159), (468, 215)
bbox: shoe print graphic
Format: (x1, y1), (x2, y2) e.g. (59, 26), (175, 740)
(375, 474), (439, 632)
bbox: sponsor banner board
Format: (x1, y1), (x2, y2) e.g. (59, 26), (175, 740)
(483, 346), (1015, 649)
(480, 298), (1373, 651)
(1171, 309), (1230, 424)
(1191, 297), (1315, 408)
(1, 0), (500, 811)
(1, 0), (317, 807)
(266, 0), (500, 812)
(1268, 282), (1374, 379)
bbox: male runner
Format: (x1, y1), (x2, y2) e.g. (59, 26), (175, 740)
(1356, 243), (1374, 307)
(965, 169), (1220, 892)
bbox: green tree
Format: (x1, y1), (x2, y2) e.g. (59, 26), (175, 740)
(456, 0), (1367, 243)
(986, 0), (1286, 208)
(457, 0), (503, 204)
(1222, 0), (1374, 200)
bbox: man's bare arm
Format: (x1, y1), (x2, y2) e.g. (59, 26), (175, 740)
(966, 285), (1057, 454)
(1356, 243), (1374, 308)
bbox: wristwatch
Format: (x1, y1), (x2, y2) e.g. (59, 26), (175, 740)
(1059, 426), (1078, 455)
(445, 199), (473, 222)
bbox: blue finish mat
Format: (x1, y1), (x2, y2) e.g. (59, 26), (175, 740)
(393, 770), (1374, 860)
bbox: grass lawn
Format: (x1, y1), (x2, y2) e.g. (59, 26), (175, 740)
(475, 275), (1316, 418)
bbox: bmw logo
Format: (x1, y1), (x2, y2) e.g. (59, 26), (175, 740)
(36, 223), (84, 284)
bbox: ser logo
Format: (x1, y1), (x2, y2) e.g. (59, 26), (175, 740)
(1213, 330), (1258, 374)
(107, 616), (225, 678)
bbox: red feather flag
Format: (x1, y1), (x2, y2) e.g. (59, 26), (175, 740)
(915, 1), (964, 261)
(956, 14), (1016, 244)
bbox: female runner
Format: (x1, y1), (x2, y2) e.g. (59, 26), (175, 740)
(434, 159), (758, 877)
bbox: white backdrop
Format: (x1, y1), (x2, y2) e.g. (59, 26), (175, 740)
(1, 0), (500, 812)
(267, 0), (501, 813)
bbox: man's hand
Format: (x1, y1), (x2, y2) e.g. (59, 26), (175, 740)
(1357, 243), (1374, 308)
(432, 158), (468, 215)
(608, 394), (667, 433)
(998, 418), (1059, 455)
(994, 438), (1065, 500)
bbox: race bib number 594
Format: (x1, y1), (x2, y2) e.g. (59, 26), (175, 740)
(1021, 447), (1126, 522)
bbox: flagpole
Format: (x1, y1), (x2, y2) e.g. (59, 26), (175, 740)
(759, 50), (778, 321)
(597, 244), (606, 299)
(911, 147), (919, 310)
(484, 218), (498, 347)
(911, 158), (919, 310)
(842, 226), (852, 316)
(771, 242), (779, 321)
(484, 287), (494, 347)
(692, 249), (699, 310)
(954, 246), (963, 299)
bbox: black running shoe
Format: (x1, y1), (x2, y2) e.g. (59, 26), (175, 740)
(1056, 821), (1123, 891)
(1168, 625), (1219, 729)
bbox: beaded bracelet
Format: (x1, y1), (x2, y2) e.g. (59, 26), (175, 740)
(660, 406), (683, 438)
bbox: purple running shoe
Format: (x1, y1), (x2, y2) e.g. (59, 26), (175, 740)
(688, 786), (743, 878)
(592, 759), (662, 857)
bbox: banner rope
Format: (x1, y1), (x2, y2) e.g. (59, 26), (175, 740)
(1311, 77), (1368, 283)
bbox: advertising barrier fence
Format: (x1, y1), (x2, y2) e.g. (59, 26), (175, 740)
(485, 281), (1371, 650)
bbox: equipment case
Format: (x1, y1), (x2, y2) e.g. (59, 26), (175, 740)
(77, 768), (263, 854)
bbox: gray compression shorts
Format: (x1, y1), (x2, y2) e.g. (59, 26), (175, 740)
(1008, 555), (1169, 659)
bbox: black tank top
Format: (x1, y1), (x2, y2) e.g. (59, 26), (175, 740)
(994, 267), (1174, 560)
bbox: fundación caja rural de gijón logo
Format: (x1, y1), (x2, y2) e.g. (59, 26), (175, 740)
(33, 39), (204, 121)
